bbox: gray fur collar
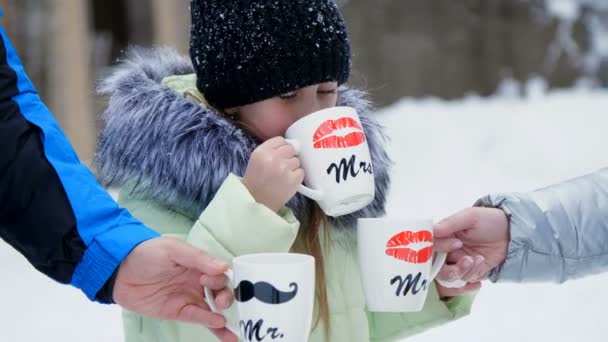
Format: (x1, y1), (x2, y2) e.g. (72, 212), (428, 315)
(95, 47), (391, 228)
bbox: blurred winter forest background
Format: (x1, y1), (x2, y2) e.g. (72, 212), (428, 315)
(2, 0), (606, 161)
(1, 1), (607, 341)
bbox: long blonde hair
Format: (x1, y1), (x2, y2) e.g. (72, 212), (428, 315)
(293, 201), (331, 339)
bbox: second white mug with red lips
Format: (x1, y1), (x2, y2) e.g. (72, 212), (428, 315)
(285, 106), (375, 217)
(357, 218), (447, 312)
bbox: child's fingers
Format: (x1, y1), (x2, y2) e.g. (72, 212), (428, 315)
(291, 168), (305, 184)
(263, 136), (288, 149)
(276, 143), (297, 158)
(200, 274), (230, 290)
(285, 157), (301, 171)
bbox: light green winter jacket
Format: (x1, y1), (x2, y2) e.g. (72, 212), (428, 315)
(119, 175), (474, 342)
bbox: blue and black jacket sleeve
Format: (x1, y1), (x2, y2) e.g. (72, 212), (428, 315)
(0, 17), (159, 302)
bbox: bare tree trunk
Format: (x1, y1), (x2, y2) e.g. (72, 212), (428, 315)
(125, 0), (153, 46)
(150, 0), (189, 54)
(0, 0), (17, 41)
(48, 0), (97, 161)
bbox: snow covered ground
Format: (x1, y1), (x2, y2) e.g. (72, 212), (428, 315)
(1, 85), (607, 341)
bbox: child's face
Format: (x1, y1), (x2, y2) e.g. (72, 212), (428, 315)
(227, 82), (338, 141)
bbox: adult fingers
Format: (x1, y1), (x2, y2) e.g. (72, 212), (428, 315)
(436, 255), (475, 283)
(434, 237), (463, 253)
(167, 238), (229, 275)
(434, 208), (479, 238)
(436, 281), (482, 298)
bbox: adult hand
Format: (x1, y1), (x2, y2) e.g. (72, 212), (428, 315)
(113, 237), (237, 342)
(433, 236), (482, 297)
(434, 207), (510, 284)
(435, 279), (482, 299)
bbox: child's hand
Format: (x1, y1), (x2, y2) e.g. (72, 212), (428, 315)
(243, 136), (304, 212)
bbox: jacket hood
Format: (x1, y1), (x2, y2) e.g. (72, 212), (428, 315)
(95, 47), (392, 228)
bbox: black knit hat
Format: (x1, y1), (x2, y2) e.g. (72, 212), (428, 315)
(189, 0), (351, 109)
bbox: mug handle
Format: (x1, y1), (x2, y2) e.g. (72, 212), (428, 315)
(430, 252), (468, 288)
(429, 252), (447, 281)
(203, 269), (240, 337)
(284, 139), (324, 201)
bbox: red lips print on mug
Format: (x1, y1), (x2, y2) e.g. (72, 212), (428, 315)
(285, 106), (375, 217)
(313, 117), (366, 149)
(385, 230), (433, 264)
(357, 218), (448, 312)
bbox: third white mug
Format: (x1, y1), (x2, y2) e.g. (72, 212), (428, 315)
(357, 218), (446, 312)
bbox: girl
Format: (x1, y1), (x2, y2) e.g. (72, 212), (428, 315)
(96, 1), (476, 341)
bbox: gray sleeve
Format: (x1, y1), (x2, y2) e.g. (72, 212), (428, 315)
(476, 168), (608, 283)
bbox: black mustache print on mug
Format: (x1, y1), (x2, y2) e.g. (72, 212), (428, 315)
(234, 281), (298, 305)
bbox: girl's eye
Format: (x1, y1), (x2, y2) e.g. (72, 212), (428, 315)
(280, 91), (297, 99)
(318, 89), (337, 95)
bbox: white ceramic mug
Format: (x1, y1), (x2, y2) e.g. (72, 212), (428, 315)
(205, 253), (315, 341)
(285, 106), (375, 217)
(357, 218), (447, 312)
